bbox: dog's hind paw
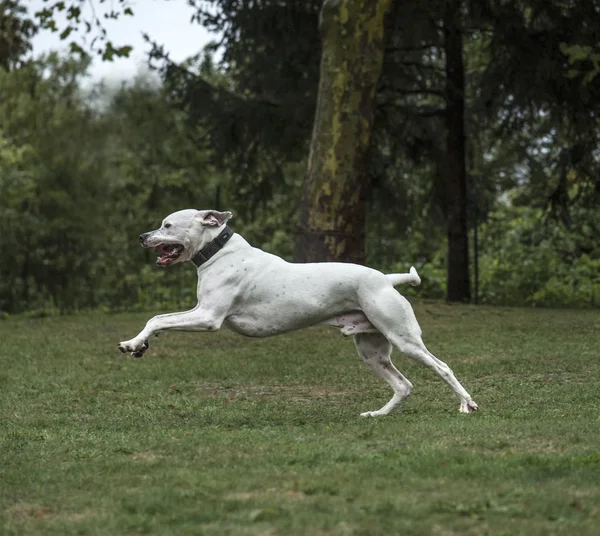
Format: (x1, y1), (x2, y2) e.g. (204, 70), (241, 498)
(459, 399), (478, 413)
(360, 410), (387, 417)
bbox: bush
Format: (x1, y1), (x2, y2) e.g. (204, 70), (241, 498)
(477, 206), (600, 307)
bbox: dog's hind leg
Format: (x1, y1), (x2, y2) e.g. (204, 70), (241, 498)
(402, 341), (478, 413)
(354, 332), (413, 417)
(359, 288), (478, 413)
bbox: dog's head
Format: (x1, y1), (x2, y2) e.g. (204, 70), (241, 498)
(139, 209), (233, 266)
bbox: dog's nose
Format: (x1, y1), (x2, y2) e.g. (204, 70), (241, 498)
(139, 233), (149, 243)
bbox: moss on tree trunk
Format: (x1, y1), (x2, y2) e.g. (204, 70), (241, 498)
(294, 0), (393, 264)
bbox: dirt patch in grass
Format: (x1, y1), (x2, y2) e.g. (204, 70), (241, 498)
(193, 382), (357, 402)
(471, 438), (568, 456)
(473, 371), (591, 385)
(7, 504), (55, 520)
(226, 489), (308, 502)
(131, 451), (159, 462)
(6, 503), (94, 523)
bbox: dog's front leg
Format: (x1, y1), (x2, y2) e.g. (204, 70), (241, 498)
(118, 308), (223, 357)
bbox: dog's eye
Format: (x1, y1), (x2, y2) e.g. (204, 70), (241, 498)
(164, 223), (172, 229)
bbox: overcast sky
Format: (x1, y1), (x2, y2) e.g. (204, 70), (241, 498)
(30, 0), (218, 84)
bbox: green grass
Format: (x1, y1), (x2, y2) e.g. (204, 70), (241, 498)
(1, 303), (600, 535)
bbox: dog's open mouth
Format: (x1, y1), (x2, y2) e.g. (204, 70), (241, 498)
(154, 244), (184, 266)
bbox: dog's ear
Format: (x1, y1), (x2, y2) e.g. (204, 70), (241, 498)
(195, 210), (233, 227)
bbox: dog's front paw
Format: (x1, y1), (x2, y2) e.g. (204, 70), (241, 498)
(118, 338), (149, 358)
(459, 398), (478, 413)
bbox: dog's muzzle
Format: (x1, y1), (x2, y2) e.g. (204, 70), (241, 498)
(139, 232), (150, 246)
(138, 231), (185, 265)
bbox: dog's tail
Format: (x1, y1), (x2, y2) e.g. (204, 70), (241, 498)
(386, 266), (421, 287)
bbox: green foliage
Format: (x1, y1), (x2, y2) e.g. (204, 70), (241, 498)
(4, 1), (600, 312)
(365, 194), (600, 309)
(33, 0), (134, 61)
(0, 54), (107, 312)
(231, 161), (304, 260)
(478, 204), (600, 307)
(0, 52), (307, 314)
(0, 54), (216, 313)
(0, 0), (37, 70)
(560, 42), (600, 84)
(365, 215), (447, 300)
(531, 254), (600, 307)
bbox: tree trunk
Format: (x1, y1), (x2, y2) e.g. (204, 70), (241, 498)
(294, 0), (393, 264)
(444, 0), (470, 302)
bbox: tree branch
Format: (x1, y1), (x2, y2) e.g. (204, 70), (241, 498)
(380, 85), (446, 97)
(379, 103), (446, 118)
(387, 60), (445, 73)
(386, 44), (438, 52)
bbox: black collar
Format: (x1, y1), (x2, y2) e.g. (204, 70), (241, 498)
(191, 226), (234, 267)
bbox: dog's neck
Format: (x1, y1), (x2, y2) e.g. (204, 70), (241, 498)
(191, 226), (234, 267)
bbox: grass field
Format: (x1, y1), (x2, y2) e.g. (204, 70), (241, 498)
(1, 302), (600, 535)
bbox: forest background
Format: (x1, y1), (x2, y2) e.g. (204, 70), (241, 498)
(1, 0), (599, 315)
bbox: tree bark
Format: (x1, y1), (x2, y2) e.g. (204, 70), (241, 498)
(444, 0), (471, 302)
(294, 0), (393, 264)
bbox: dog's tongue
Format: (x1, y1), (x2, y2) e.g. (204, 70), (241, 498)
(155, 245), (180, 265)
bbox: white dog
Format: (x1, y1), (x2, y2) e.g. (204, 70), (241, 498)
(118, 209), (478, 417)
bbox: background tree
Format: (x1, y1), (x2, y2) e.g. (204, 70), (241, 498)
(1, 0), (596, 313)
(150, 0), (321, 226)
(294, 0), (393, 264)
(0, 53), (222, 313)
(442, 0), (470, 301)
(0, 0), (37, 69)
(0, 54), (107, 311)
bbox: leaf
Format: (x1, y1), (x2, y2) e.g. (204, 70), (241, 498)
(68, 42), (85, 56)
(59, 26), (73, 40)
(560, 43), (593, 63)
(583, 70), (599, 85)
(34, 8), (53, 23)
(116, 45), (133, 58)
(66, 6), (81, 21)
